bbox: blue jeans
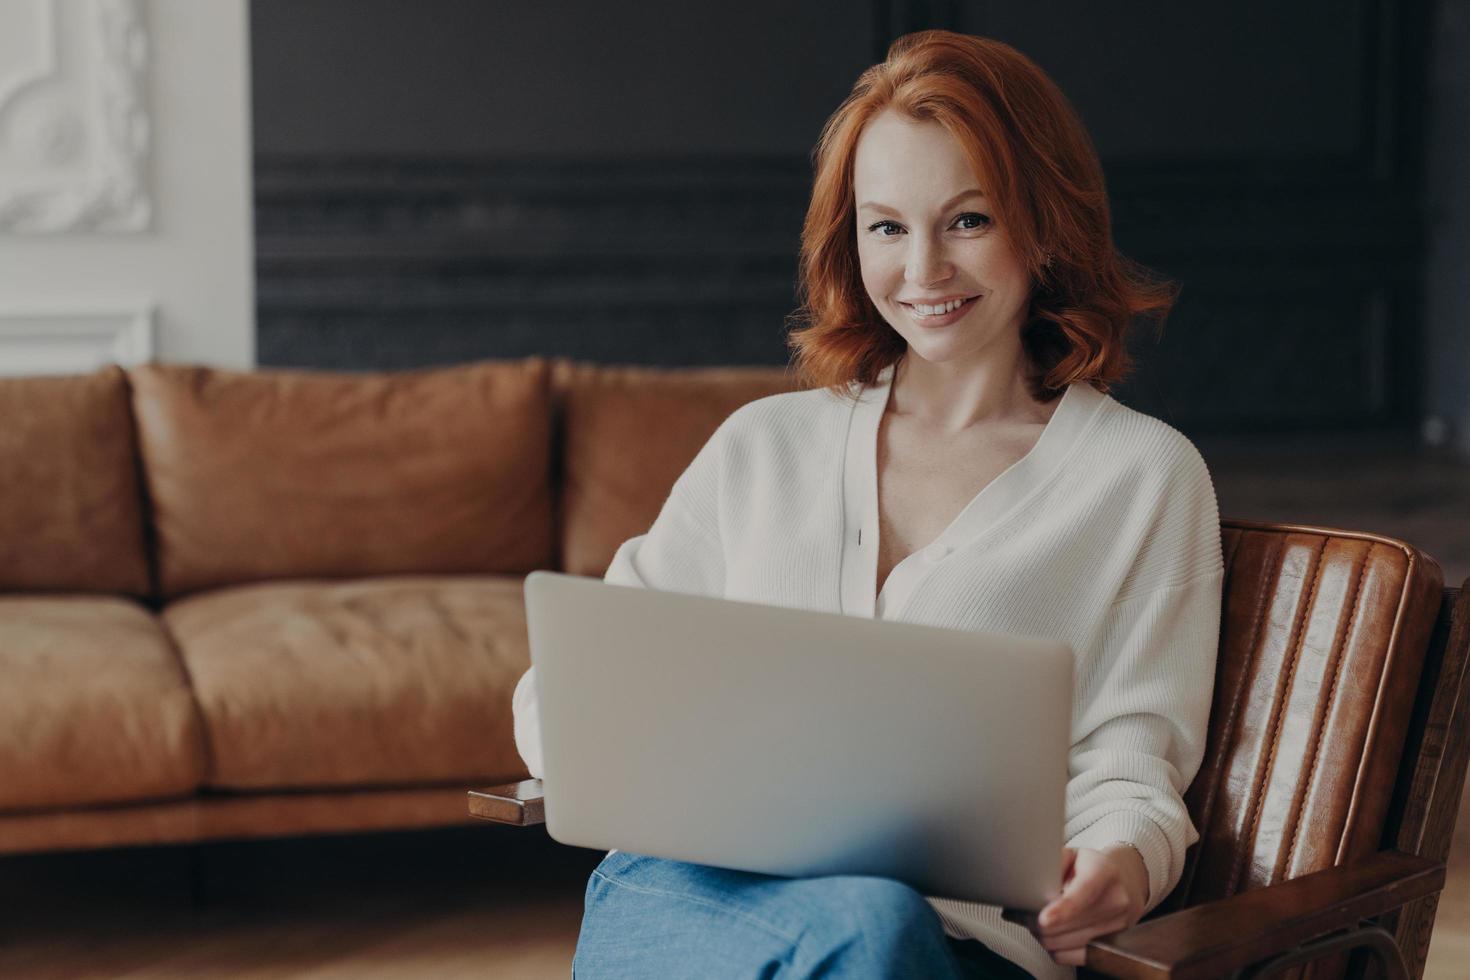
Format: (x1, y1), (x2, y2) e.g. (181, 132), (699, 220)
(573, 851), (1036, 979)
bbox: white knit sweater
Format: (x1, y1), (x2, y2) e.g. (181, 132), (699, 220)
(513, 362), (1224, 980)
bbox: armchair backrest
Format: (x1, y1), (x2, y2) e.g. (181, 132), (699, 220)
(1170, 520), (1445, 908)
(1157, 519), (1461, 980)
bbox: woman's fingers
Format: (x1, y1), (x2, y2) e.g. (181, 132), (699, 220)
(1051, 946), (1088, 966)
(1039, 852), (1117, 929)
(1041, 883), (1130, 933)
(1026, 847), (1146, 966)
(1058, 846), (1078, 883)
(1039, 917), (1130, 953)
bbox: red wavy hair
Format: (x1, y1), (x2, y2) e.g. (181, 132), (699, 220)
(785, 30), (1178, 400)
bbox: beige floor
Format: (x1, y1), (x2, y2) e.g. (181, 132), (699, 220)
(0, 825), (594, 979)
(1, 805), (1468, 980)
(3, 440), (1468, 979)
(1428, 795), (1470, 978)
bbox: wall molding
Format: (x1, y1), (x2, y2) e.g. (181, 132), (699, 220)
(252, 152), (1420, 432)
(0, 0), (58, 113)
(886, 0), (1427, 192)
(0, 0), (152, 233)
(0, 303), (154, 375)
(254, 154), (810, 370)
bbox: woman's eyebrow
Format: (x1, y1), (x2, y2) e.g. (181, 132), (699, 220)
(857, 189), (987, 215)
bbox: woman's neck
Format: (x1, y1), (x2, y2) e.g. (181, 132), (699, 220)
(888, 348), (1055, 435)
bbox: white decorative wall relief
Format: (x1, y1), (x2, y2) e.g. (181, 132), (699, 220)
(0, 0), (151, 233)
(0, 305), (153, 375)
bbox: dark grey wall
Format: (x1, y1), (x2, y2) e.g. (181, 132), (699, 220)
(963, 3), (1366, 161)
(251, 0), (872, 157)
(1425, 0), (1470, 455)
(250, 0), (1452, 440)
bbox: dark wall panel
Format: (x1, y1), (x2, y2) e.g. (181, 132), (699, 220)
(251, 0), (1433, 436)
(958, 0), (1428, 431)
(251, 0), (874, 157)
(254, 156), (812, 369)
(973, 1), (1368, 161)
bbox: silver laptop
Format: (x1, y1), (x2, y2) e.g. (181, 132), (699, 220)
(524, 570), (1073, 910)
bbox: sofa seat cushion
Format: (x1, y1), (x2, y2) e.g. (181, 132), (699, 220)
(0, 596), (206, 811)
(163, 575), (532, 790)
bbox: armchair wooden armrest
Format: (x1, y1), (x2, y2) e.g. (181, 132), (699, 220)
(1069, 849), (1443, 980)
(469, 779), (546, 826)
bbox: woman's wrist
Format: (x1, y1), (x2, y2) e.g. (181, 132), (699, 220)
(1101, 841), (1150, 908)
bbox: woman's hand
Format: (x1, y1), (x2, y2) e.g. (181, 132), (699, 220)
(1018, 845), (1148, 967)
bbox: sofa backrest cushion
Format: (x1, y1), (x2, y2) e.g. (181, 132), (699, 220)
(130, 358), (554, 599)
(0, 366), (151, 596)
(555, 360), (802, 578)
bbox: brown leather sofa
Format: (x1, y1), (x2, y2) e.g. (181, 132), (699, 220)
(0, 357), (798, 855)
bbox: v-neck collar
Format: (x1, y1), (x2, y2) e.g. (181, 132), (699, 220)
(838, 361), (1108, 620)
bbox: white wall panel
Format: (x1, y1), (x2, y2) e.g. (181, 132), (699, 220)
(0, 0), (151, 233)
(0, 0), (253, 372)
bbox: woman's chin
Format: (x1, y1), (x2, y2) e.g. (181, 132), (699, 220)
(895, 323), (1017, 369)
(901, 338), (971, 366)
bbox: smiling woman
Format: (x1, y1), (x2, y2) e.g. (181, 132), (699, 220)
(518, 28), (1223, 980)
(786, 32), (1178, 406)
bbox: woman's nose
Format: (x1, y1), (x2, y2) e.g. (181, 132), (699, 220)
(905, 237), (953, 287)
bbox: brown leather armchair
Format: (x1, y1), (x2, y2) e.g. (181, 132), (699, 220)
(469, 519), (1470, 980)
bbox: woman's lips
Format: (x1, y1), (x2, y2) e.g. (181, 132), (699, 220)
(901, 294), (979, 326)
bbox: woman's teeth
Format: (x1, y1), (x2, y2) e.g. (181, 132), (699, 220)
(909, 296), (974, 316)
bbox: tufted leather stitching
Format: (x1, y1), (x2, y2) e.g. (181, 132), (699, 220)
(1333, 546), (1420, 866)
(1280, 543), (1373, 881)
(1163, 520), (1442, 980)
(1228, 536), (1328, 897)
(1180, 529), (1278, 907)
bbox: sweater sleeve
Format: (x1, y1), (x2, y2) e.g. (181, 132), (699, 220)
(1063, 436), (1224, 913)
(511, 418), (729, 779)
(1063, 572), (1223, 913)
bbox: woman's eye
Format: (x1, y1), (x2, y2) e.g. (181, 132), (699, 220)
(865, 214), (991, 236)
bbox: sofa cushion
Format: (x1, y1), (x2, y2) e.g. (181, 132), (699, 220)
(0, 596), (206, 811)
(130, 359), (554, 599)
(0, 366), (150, 595)
(163, 576), (532, 790)
(555, 360), (801, 577)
